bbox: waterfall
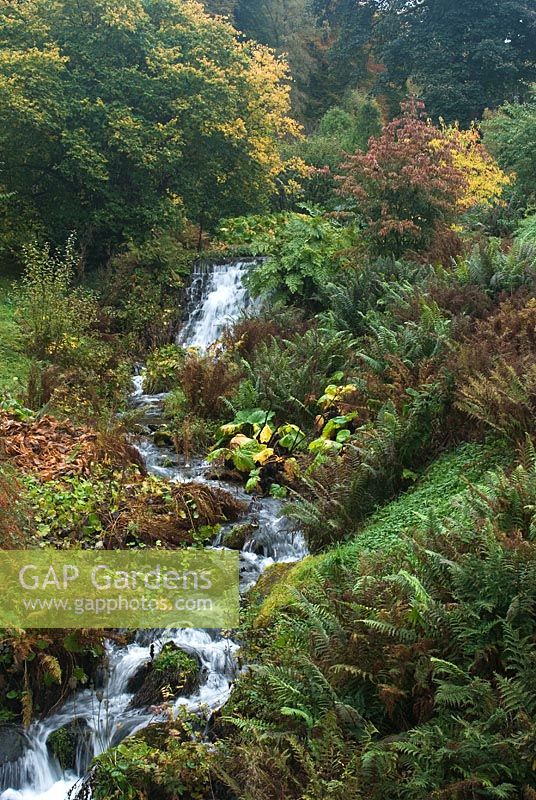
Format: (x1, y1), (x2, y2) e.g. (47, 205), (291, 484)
(0, 260), (306, 800)
(178, 260), (257, 350)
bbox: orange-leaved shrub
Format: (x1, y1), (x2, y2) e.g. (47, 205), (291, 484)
(337, 100), (466, 259)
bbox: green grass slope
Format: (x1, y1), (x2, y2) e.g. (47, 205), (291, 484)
(0, 277), (29, 393)
(255, 440), (512, 624)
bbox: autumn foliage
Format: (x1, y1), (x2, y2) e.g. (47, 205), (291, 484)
(337, 101), (466, 257)
(441, 122), (511, 210)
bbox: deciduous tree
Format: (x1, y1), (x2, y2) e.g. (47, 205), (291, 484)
(441, 123), (511, 211)
(337, 101), (466, 257)
(483, 90), (536, 201)
(0, 0), (299, 265)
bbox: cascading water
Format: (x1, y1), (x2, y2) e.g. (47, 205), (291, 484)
(178, 260), (257, 350)
(0, 260), (307, 800)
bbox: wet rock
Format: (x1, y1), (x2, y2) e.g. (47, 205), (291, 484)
(0, 724), (29, 766)
(47, 718), (93, 773)
(94, 662), (108, 690)
(153, 428), (175, 447)
(108, 717), (148, 749)
(137, 417), (163, 432)
(206, 466), (243, 484)
(246, 523), (284, 556)
(222, 522), (257, 551)
(129, 642), (200, 708)
(126, 660), (151, 694)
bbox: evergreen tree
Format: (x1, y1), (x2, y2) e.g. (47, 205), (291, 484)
(374, 0), (536, 124)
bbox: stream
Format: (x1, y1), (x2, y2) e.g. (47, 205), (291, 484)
(0, 260), (307, 800)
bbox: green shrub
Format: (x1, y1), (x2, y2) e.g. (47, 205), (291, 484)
(318, 257), (431, 337)
(17, 236), (98, 361)
(515, 213), (536, 245)
(455, 238), (536, 294)
(0, 278), (30, 393)
(356, 297), (452, 375)
(20, 468), (242, 548)
(221, 209), (356, 306)
(286, 100), (381, 205)
(483, 93), (536, 200)
(89, 715), (213, 800)
(100, 233), (191, 355)
(237, 327), (355, 427)
(14, 236), (131, 419)
(144, 345), (186, 394)
(327, 439), (511, 555)
(207, 408), (304, 494)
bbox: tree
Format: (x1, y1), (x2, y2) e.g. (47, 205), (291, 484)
(311, 0), (377, 112)
(288, 99), (381, 203)
(202, 0), (238, 14)
(373, 0), (536, 125)
(0, 0), (299, 265)
(234, 0), (319, 120)
(441, 123), (511, 211)
(336, 101), (466, 257)
(482, 91), (536, 201)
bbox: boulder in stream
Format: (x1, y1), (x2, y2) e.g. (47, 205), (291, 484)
(0, 724), (29, 766)
(153, 428), (175, 447)
(221, 522), (257, 550)
(129, 642), (201, 708)
(47, 717), (93, 773)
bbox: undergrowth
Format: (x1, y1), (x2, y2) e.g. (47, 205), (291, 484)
(0, 278), (30, 393)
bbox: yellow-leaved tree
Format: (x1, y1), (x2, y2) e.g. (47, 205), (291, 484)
(441, 123), (511, 210)
(0, 0), (302, 264)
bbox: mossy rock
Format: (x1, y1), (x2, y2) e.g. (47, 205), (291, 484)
(153, 428), (175, 447)
(249, 558), (319, 628)
(129, 642), (200, 708)
(47, 718), (92, 773)
(222, 522), (257, 551)
(252, 560), (297, 599)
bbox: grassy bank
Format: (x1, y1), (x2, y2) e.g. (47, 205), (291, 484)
(0, 277), (29, 393)
(252, 439), (513, 626)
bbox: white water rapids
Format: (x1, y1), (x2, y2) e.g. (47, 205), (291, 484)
(0, 260), (307, 799)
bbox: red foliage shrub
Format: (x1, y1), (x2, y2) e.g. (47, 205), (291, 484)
(456, 296), (536, 376)
(452, 297), (536, 440)
(221, 316), (285, 358)
(336, 100), (466, 259)
(428, 283), (495, 328)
